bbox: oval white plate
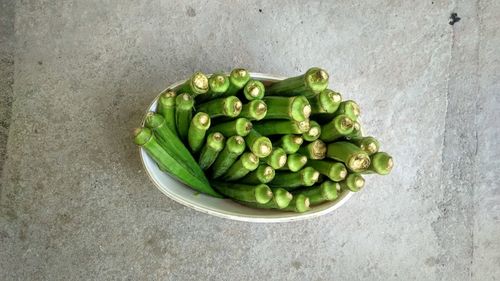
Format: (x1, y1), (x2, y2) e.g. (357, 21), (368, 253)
(139, 73), (353, 223)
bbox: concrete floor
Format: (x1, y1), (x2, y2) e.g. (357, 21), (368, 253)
(1, 0), (499, 280)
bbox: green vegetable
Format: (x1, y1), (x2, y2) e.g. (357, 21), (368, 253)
(319, 114), (354, 142)
(177, 71), (209, 97)
(335, 100), (360, 121)
(198, 132), (225, 170)
(240, 165), (275, 184)
(222, 152), (260, 181)
(274, 134), (303, 154)
(211, 136), (246, 178)
(207, 73), (230, 97)
(346, 121), (362, 139)
(238, 188), (293, 209)
(297, 140), (327, 160)
(156, 90), (177, 134)
(243, 80), (265, 100)
(309, 89), (342, 114)
(293, 181), (340, 206)
(175, 93), (195, 142)
(244, 129), (273, 158)
(350, 136), (379, 155)
(196, 96), (242, 118)
(326, 141), (371, 172)
(364, 152), (393, 175)
(283, 153), (308, 172)
(263, 147), (287, 169)
(307, 160), (347, 182)
(282, 194), (311, 213)
(303, 120), (321, 142)
(211, 182), (273, 204)
(252, 120), (310, 135)
(267, 67), (329, 97)
(224, 68), (251, 96)
(133, 127), (220, 197)
(207, 118), (252, 137)
(339, 173), (365, 192)
(188, 112), (211, 153)
(239, 100), (268, 120)
(262, 96), (311, 121)
(270, 167), (320, 189)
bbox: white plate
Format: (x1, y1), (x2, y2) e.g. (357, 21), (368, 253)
(139, 73), (353, 223)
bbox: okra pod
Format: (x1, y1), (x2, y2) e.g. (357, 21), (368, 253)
(244, 129), (273, 158)
(326, 141), (371, 172)
(239, 100), (268, 120)
(302, 120), (321, 142)
(346, 121), (362, 139)
(307, 160), (347, 181)
(270, 167), (320, 189)
(267, 67), (329, 97)
(207, 118), (252, 137)
(350, 136), (379, 155)
(282, 194), (311, 213)
(262, 96), (311, 121)
(297, 140), (327, 160)
(198, 132), (225, 170)
(319, 114), (354, 142)
(188, 112), (211, 153)
(207, 73), (230, 97)
(243, 80), (265, 100)
(274, 134), (303, 154)
(335, 100), (360, 121)
(225, 68), (251, 96)
(175, 93), (195, 142)
(156, 90), (177, 134)
(252, 120), (310, 135)
(238, 188), (293, 209)
(284, 153), (308, 172)
(263, 147), (287, 169)
(339, 173), (365, 192)
(222, 152), (260, 181)
(196, 96), (242, 118)
(211, 182), (273, 204)
(364, 152), (393, 175)
(240, 165), (275, 184)
(293, 181), (340, 206)
(211, 136), (246, 178)
(309, 89), (342, 114)
(176, 71), (209, 97)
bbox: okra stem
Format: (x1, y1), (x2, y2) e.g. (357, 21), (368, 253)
(293, 181), (340, 206)
(239, 100), (268, 120)
(307, 160), (347, 181)
(302, 120), (321, 142)
(263, 147), (287, 169)
(211, 182), (273, 204)
(188, 112), (211, 153)
(244, 129), (273, 158)
(346, 121), (362, 139)
(211, 136), (246, 178)
(240, 165), (275, 184)
(176, 71), (209, 97)
(364, 152), (393, 175)
(335, 100), (360, 121)
(222, 152), (259, 181)
(284, 153), (308, 172)
(207, 73), (230, 97)
(350, 136), (379, 155)
(274, 135), (303, 154)
(282, 194), (311, 213)
(262, 96), (311, 121)
(326, 141), (371, 172)
(270, 167), (320, 189)
(225, 68), (251, 96)
(267, 67), (329, 97)
(198, 132), (225, 170)
(243, 80), (265, 100)
(196, 96), (242, 118)
(339, 173), (365, 192)
(237, 188), (293, 209)
(175, 93), (195, 142)
(298, 140), (327, 160)
(252, 120), (310, 135)
(208, 118), (252, 137)
(309, 89), (342, 114)
(156, 90), (177, 134)
(319, 114), (354, 142)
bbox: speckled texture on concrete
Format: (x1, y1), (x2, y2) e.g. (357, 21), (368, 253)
(0, 1), (499, 280)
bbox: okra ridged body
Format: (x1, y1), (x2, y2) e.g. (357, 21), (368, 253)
(156, 90), (177, 134)
(244, 129), (273, 158)
(267, 67), (329, 97)
(363, 152), (393, 175)
(198, 132), (225, 170)
(293, 181), (340, 205)
(177, 71), (209, 97)
(270, 167), (320, 189)
(188, 112), (211, 153)
(239, 100), (268, 120)
(207, 118), (252, 137)
(224, 68), (251, 96)
(282, 194), (311, 213)
(309, 89), (342, 114)
(339, 173), (365, 192)
(222, 152), (260, 181)
(326, 141), (371, 173)
(240, 165), (275, 184)
(319, 114), (354, 142)
(307, 160), (347, 182)
(274, 134), (303, 154)
(197, 96), (242, 118)
(262, 96), (311, 121)
(211, 182), (273, 204)
(263, 147), (287, 169)
(211, 136), (246, 178)
(283, 153), (308, 172)
(252, 120), (310, 135)
(175, 93), (195, 142)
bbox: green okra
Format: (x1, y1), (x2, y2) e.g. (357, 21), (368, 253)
(196, 96), (242, 118)
(133, 127), (220, 197)
(363, 152), (393, 175)
(302, 120), (321, 142)
(297, 140), (327, 160)
(239, 100), (268, 120)
(240, 165), (275, 184)
(274, 134), (303, 154)
(262, 96), (311, 122)
(292, 181), (340, 206)
(309, 89), (342, 114)
(211, 182), (273, 204)
(237, 188), (293, 209)
(263, 147), (287, 169)
(269, 167), (320, 189)
(176, 71), (209, 97)
(326, 141), (371, 172)
(283, 153), (308, 172)
(244, 129), (273, 158)
(307, 160), (347, 182)
(252, 120), (310, 135)
(211, 136), (246, 178)
(224, 68), (251, 96)
(346, 121), (362, 139)
(188, 112), (211, 153)
(350, 136), (379, 155)
(222, 152), (260, 181)
(339, 173), (365, 192)
(319, 114), (354, 142)
(198, 132), (225, 170)
(267, 67), (329, 97)
(335, 100), (360, 121)
(156, 90), (177, 134)
(282, 194), (311, 213)
(207, 118), (252, 137)
(175, 93), (195, 142)
(243, 80), (265, 100)
(207, 73), (230, 97)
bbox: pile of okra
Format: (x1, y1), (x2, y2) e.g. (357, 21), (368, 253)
(134, 67), (393, 213)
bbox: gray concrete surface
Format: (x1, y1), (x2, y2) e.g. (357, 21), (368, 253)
(1, 0), (499, 280)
